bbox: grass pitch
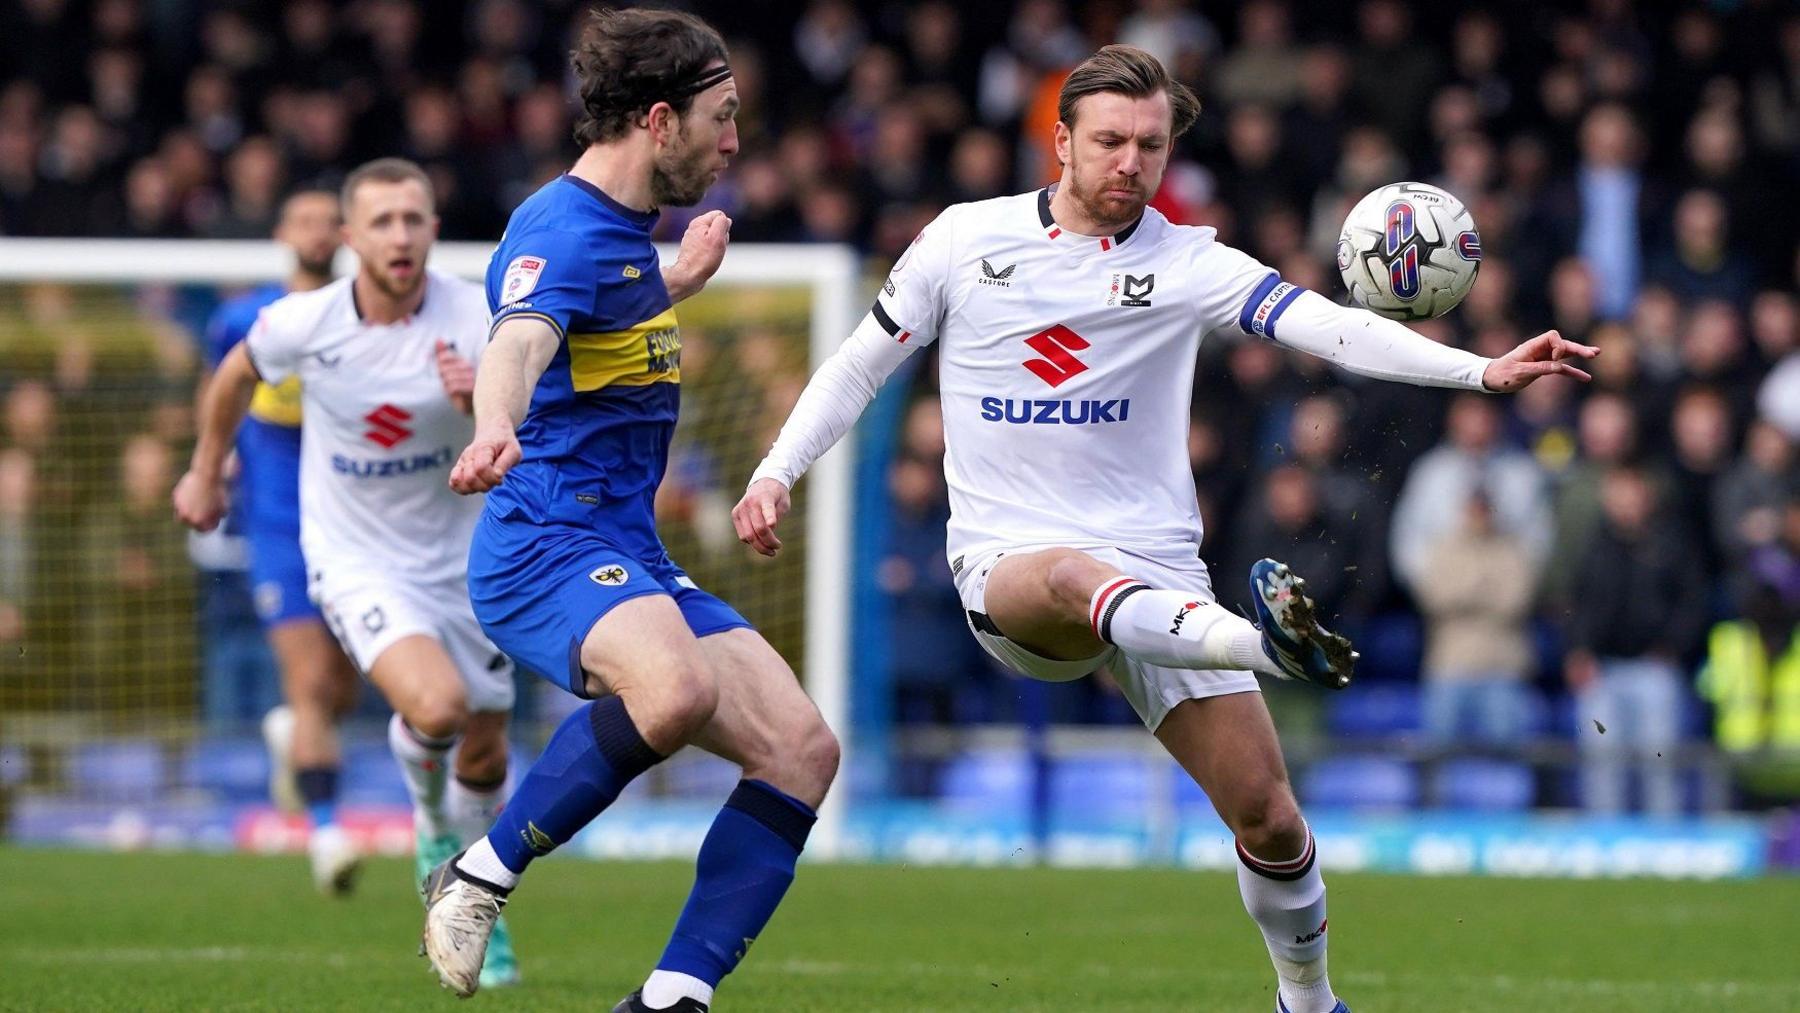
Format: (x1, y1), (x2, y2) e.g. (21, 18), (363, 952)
(1, 847), (1794, 1012)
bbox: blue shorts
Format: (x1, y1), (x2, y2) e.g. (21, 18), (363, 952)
(247, 527), (321, 628)
(467, 512), (751, 697)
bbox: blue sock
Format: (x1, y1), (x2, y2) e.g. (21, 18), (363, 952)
(657, 779), (817, 986)
(483, 695), (664, 874)
(296, 767), (339, 828)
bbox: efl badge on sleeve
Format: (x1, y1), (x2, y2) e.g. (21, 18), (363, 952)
(501, 255), (546, 305)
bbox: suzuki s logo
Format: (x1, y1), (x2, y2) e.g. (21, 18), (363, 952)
(1169, 601), (1200, 635)
(1021, 325), (1089, 388)
(363, 404), (413, 448)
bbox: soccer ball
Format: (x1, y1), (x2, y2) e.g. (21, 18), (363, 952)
(1336, 181), (1482, 321)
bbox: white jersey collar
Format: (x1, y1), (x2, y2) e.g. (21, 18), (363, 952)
(1036, 185), (1146, 254)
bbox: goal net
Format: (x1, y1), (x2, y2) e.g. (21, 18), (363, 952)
(0, 239), (859, 855)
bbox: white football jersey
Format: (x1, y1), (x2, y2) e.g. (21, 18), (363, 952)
(245, 269), (488, 585)
(874, 189), (1281, 563)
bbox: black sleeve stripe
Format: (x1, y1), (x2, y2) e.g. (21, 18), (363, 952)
(870, 299), (902, 338)
(490, 310), (566, 343)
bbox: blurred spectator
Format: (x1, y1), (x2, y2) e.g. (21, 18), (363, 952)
(1715, 420), (1797, 591)
(0, 448), (34, 645)
(1665, 386), (1737, 593)
(1413, 492), (1536, 746)
(1698, 496), (1800, 778)
(1348, 0), (1442, 152)
(1564, 104), (1650, 320)
(78, 434), (196, 714)
(1213, 1), (1300, 111)
(1389, 393), (1550, 595)
(1565, 464), (1709, 816)
(1546, 391), (1642, 608)
(1648, 189), (1756, 306)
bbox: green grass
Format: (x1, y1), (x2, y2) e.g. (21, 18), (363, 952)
(0, 847), (1794, 1012)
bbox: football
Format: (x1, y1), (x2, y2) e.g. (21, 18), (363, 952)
(1336, 181), (1482, 321)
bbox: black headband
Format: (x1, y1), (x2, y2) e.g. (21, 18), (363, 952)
(671, 63), (732, 100)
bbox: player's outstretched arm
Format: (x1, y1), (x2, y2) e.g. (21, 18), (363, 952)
(449, 316), (558, 494)
(172, 342), (259, 531)
(663, 210), (731, 304)
(1266, 288), (1597, 392)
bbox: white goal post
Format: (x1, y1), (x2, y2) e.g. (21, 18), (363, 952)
(0, 237), (863, 858)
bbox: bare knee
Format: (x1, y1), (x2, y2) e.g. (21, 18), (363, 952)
(405, 694), (469, 742)
(790, 720), (841, 801)
(1041, 548), (1118, 613)
(1227, 782), (1307, 860)
(456, 722), (510, 782)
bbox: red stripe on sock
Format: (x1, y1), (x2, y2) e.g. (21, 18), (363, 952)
(1237, 833), (1315, 872)
(1088, 577), (1139, 638)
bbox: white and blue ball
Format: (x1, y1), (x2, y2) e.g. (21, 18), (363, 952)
(1336, 181), (1481, 321)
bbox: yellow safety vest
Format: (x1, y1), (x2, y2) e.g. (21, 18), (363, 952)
(1697, 621), (1800, 752)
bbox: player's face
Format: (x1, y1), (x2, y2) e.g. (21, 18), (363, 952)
(342, 179), (438, 300)
(652, 77), (740, 208)
(274, 192), (342, 277)
(1057, 90), (1172, 229)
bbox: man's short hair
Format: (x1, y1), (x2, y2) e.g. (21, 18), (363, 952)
(1057, 44), (1201, 138)
(570, 7), (728, 148)
(340, 157), (434, 213)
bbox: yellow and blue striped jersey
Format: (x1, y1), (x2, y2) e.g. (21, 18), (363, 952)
(484, 175), (681, 552)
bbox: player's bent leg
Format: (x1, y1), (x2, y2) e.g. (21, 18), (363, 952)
(1156, 693), (1340, 1013)
(983, 547), (1278, 675)
(268, 618), (357, 825)
(626, 628), (837, 1012)
(429, 596), (709, 997)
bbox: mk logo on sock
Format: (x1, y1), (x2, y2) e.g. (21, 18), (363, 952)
(1169, 601), (1200, 635)
(522, 821), (556, 855)
(1294, 918), (1328, 945)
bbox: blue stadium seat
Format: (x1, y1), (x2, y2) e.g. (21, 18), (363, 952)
(1431, 757), (1535, 811)
(182, 736), (271, 803)
(1355, 613), (1423, 683)
(1325, 682), (1422, 737)
(938, 749), (1032, 817)
(1170, 763), (1213, 812)
(338, 740), (408, 806)
(0, 743), (29, 786)
(1298, 755), (1419, 811)
(1048, 753), (1152, 824)
(70, 740), (166, 801)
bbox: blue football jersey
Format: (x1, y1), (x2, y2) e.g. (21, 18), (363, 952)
(203, 284), (303, 538)
(484, 175), (679, 556)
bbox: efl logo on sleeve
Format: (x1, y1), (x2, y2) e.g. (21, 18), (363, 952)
(501, 255), (546, 305)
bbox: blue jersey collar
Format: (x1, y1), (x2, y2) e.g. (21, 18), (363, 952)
(561, 174), (659, 230)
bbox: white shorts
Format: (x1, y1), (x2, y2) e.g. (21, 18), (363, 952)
(952, 544), (1260, 730)
(310, 566), (516, 713)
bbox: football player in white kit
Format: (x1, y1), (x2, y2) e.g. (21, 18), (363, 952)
(734, 47), (1596, 1013)
(174, 158), (522, 986)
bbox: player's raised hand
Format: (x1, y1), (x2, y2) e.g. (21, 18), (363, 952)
(435, 339), (476, 414)
(1481, 330), (1600, 392)
(450, 427), (521, 494)
(665, 210), (732, 301)
(732, 477), (791, 557)
(172, 468), (229, 531)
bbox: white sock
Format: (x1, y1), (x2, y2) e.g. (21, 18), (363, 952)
(455, 835), (520, 890)
(387, 712), (454, 838)
(448, 772), (508, 846)
(641, 970), (714, 1009)
(1236, 827), (1337, 1013)
(1091, 578), (1278, 676)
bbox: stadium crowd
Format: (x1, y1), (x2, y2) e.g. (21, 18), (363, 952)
(1, 0), (1798, 814)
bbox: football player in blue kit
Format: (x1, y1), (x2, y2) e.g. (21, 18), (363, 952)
(419, 9), (839, 1012)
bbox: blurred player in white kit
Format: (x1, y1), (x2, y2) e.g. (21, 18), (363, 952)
(175, 157), (522, 987)
(736, 45), (1595, 1013)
